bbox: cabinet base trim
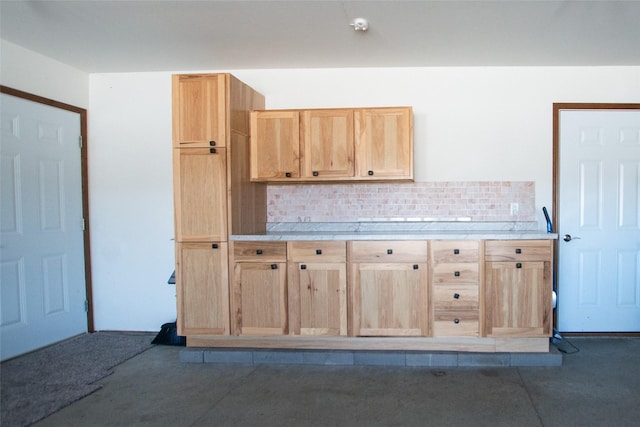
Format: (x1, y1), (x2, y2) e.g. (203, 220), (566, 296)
(186, 336), (549, 353)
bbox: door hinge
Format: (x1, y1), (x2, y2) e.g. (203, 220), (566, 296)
(79, 135), (83, 148)
(84, 300), (89, 312)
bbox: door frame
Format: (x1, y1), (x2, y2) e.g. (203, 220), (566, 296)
(552, 102), (640, 334)
(1, 85), (95, 332)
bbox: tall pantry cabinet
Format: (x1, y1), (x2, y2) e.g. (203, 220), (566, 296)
(172, 74), (266, 337)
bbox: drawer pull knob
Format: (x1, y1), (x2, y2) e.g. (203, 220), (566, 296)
(256, 249), (263, 255)
(316, 249), (322, 255)
(454, 271), (460, 277)
(453, 249), (460, 255)
(453, 293), (460, 299)
(387, 249), (393, 254)
(368, 170), (374, 176)
(454, 318), (460, 324)
(515, 248), (522, 254)
(516, 263), (522, 268)
(212, 243), (218, 249)
(285, 172), (292, 178)
(209, 140), (216, 146)
(313, 171), (319, 176)
(300, 264), (307, 270)
(271, 264), (278, 269)
(413, 264), (419, 270)
(209, 148), (216, 154)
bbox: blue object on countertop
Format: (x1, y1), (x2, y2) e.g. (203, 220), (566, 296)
(542, 206), (553, 233)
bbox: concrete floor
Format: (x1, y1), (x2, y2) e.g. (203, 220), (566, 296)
(34, 338), (639, 427)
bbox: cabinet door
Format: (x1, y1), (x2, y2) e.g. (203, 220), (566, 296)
(301, 109), (354, 179)
(172, 74), (226, 148)
(288, 262), (347, 336)
(351, 262), (428, 336)
(173, 148), (227, 242)
(355, 107), (413, 180)
(250, 111), (300, 181)
(484, 261), (552, 337)
(176, 242), (229, 335)
(232, 262), (288, 335)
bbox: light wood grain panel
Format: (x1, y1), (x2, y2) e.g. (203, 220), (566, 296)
(485, 240), (552, 261)
(288, 241), (346, 262)
(431, 263), (479, 284)
(233, 241), (287, 261)
(431, 240), (480, 263)
(301, 109), (354, 179)
(433, 311), (479, 337)
(433, 284), (479, 311)
(484, 260), (552, 337)
(250, 110), (300, 180)
(233, 262), (287, 335)
(172, 74), (226, 148)
(173, 148), (227, 242)
(349, 240), (428, 263)
(354, 107), (413, 180)
(176, 242), (229, 335)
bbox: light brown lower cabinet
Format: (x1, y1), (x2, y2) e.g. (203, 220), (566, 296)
(484, 240), (553, 337)
(349, 241), (429, 336)
(230, 242), (288, 336)
(287, 241), (347, 336)
(176, 242), (229, 336)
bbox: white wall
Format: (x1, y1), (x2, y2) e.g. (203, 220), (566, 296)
(90, 66), (639, 331)
(0, 39), (88, 107)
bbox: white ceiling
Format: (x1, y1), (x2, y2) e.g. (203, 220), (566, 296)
(1, 0), (639, 73)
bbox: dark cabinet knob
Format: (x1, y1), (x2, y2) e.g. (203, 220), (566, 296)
(454, 318), (460, 324)
(453, 249), (460, 255)
(209, 148), (216, 154)
(256, 249), (263, 255)
(285, 172), (292, 178)
(453, 293), (460, 299)
(454, 271), (460, 277)
(212, 243), (218, 249)
(313, 171), (319, 177)
(300, 264), (307, 270)
(271, 264), (278, 269)
(413, 264), (419, 270)
(387, 249), (393, 254)
(209, 140), (216, 146)
(515, 248), (522, 254)
(316, 249), (322, 255)
(516, 263), (522, 268)
(368, 170), (374, 176)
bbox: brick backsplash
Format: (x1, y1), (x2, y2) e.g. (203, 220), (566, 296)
(267, 181), (535, 222)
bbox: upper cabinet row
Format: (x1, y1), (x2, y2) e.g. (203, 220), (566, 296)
(250, 107), (414, 182)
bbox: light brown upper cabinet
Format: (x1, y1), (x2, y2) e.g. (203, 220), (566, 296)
(355, 107), (413, 180)
(250, 110), (300, 180)
(172, 74), (226, 148)
(250, 107), (413, 182)
(301, 109), (354, 179)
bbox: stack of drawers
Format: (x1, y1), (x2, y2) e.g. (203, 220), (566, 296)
(430, 240), (481, 337)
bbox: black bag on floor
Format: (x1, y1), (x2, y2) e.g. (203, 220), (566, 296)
(151, 321), (186, 346)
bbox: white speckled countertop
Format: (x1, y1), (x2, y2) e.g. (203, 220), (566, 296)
(231, 222), (558, 241)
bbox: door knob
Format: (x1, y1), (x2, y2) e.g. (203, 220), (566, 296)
(563, 234), (581, 242)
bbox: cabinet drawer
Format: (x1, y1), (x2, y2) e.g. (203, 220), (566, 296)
(349, 241), (428, 263)
(433, 311), (479, 337)
(485, 240), (552, 261)
(430, 240), (480, 263)
(233, 241), (287, 262)
(433, 284), (479, 311)
(288, 241), (346, 262)
(431, 263), (479, 284)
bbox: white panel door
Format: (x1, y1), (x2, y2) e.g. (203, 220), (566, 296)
(558, 109), (640, 332)
(1, 93), (87, 360)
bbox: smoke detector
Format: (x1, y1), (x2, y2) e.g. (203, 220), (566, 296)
(350, 18), (369, 32)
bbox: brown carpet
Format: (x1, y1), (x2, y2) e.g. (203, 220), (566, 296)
(1, 331), (155, 427)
